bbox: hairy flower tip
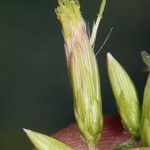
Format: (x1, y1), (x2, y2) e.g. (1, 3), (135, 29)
(23, 129), (74, 150)
(107, 53), (141, 139)
(55, 0), (83, 38)
(141, 51), (150, 72)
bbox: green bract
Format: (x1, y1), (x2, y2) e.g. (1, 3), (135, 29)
(107, 53), (141, 139)
(24, 129), (74, 150)
(141, 75), (150, 146)
(141, 51), (150, 147)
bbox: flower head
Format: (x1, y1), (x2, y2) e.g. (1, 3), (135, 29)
(56, 0), (103, 148)
(107, 53), (141, 139)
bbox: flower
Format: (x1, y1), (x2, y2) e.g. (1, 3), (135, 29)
(56, 0), (103, 148)
(107, 53), (141, 139)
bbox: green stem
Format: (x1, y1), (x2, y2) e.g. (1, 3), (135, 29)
(88, 142), (96, 150)
(90, 0), (106, 46)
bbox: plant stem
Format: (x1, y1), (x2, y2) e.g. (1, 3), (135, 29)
(88, 142), (96, 150)
(90, 0), (106, 46)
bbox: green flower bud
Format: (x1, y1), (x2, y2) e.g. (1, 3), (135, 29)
(107, 53), (141, 139)
(141, 51), (150, 147)
(55, 0), (104, 149)
(23, 129), (74, 150)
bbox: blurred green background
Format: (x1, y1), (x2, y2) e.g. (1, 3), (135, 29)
(0, 0), (150, 149)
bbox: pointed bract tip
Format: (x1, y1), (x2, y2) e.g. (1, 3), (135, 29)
(23, 128), (31, 134)
(107, 52), (113, 60)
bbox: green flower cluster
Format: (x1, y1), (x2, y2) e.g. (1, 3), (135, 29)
(23, 0), (150, 149)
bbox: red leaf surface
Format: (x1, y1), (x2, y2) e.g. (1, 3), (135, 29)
(52, 115), (131, 150)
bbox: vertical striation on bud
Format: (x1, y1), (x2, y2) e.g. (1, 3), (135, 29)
(55, 0), (103, 149)
(107, 53), (140, 139)
(23, 129), (74, 150)
(141, 51), (150, 147)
